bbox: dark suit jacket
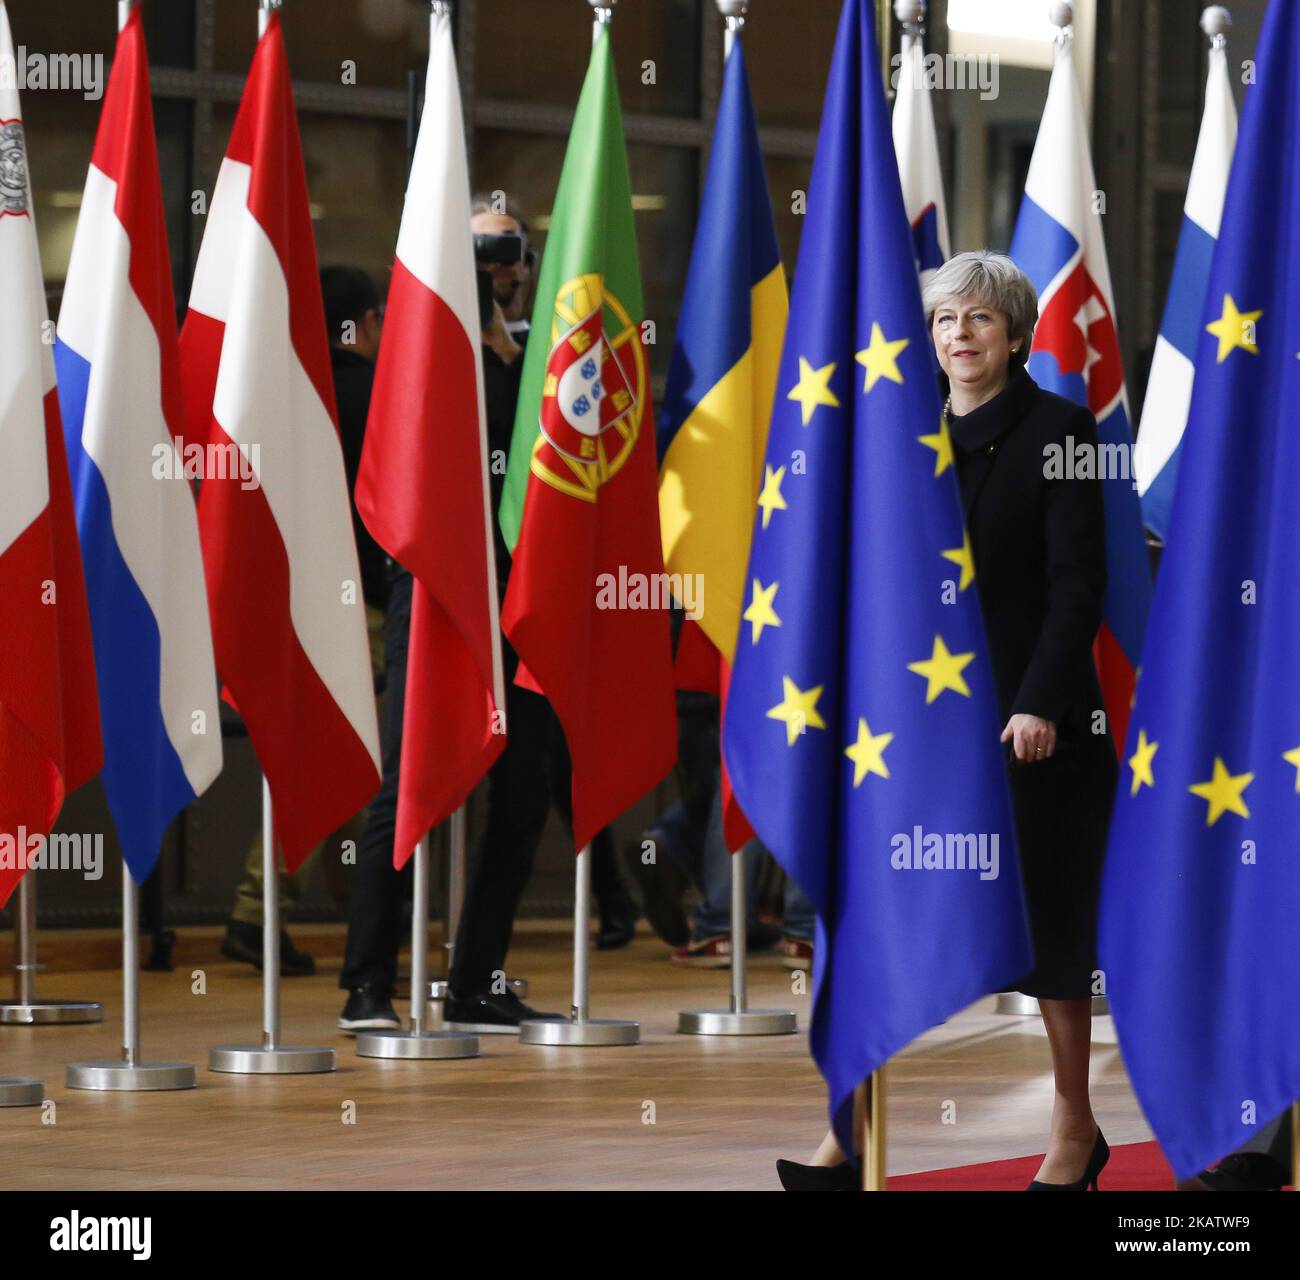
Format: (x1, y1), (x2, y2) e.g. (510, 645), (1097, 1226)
(331, 346), (388, 609)
(947, 366), (1111, 755)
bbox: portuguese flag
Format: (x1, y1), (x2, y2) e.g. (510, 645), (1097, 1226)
(499, 24), (676, 852)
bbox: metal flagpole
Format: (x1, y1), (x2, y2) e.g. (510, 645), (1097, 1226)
(519, 841), (636, 1045)
(678, 1), (795, 1039)
(211, 775), (334, 1072)
(517, 0), (638, 1050)
(65, 0), (196, 1093)
(1291, 1100), (1298, 1193)
(861, 1069), (887, 1191)
(66, 861), (195, 1090)
(357, 831), (478, 1059)
(0, 873), (102, 1025)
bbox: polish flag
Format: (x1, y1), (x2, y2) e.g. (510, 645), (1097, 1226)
(356, 7), (505, 867)
(179, 12), (380, 870)
(0, 0), (103, 906)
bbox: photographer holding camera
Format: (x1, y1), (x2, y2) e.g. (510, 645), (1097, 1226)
(338, 197), (634, 1034)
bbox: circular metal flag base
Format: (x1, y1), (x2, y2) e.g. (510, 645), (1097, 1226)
(65, 1061), (196, 1092)
(0, 1000), (103, 1025)
(677, 1008), (798, 1036)
(208, 1044), (335, 1074)
(996, 994), (1111, 1017)
(518, 1017), (639, 1046)
(355, 1029), (479, 1060)
(0, 1077), (45, 1106)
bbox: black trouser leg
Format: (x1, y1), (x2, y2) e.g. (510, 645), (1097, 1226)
(448, 665), (551, 997)
(339, 572), (412, 995)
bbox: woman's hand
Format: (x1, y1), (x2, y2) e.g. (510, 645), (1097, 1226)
(1001, 713), (1057, 763)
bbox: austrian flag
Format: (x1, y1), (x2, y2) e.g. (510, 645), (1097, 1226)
(179, 13), (380, 868)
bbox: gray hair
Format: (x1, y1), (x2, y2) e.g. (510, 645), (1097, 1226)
(922, 250), (1038, 369)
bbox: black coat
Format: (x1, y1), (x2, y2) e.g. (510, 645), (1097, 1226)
(948, 365), (1119, 999)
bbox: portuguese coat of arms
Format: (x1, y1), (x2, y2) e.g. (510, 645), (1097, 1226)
(533, 271), (647, 501)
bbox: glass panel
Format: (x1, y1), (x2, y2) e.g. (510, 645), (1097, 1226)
(213, 0), (432, 90)
(475, 0), (701, 118)
(3, 0), (194, 69)
(21, 94), (99, 290)
(740, 9), (840, 130)
(204, 104), (408, 293)
(762, 153), (814, 288)
(473, 129), (697, 382)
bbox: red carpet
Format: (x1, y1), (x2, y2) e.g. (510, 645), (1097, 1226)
(888, 1140), (1175, 1191)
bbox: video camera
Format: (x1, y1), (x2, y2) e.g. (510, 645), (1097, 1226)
(474, 231), (533, 331)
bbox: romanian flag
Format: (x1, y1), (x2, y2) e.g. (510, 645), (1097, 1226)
(658, 36), (787, 851)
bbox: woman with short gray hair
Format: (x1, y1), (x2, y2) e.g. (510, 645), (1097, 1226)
(778, 249), (1119, 1193)
(929, 249), (1118, 1190)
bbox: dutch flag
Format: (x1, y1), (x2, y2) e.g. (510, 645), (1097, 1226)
(1133, 35), (1237, 542)
(55, 8), (222, 882)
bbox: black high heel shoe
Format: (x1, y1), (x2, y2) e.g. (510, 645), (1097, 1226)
(1027, 1130), (1109, 1191)
(776, 1158), (858, 1191)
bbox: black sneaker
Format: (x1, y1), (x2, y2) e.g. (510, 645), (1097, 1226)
(444, 990), (568, 1035)
(220, 921), (316, 977)
(337, 986), (402, 1034)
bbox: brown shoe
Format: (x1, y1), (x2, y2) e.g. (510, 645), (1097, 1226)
(669, 935), (732, 968)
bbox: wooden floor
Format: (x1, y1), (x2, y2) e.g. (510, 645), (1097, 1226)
(0, 922), (1153, 1191)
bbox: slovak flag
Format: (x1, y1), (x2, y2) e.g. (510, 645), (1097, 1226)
(1133, 37), (1237, 542)
(179, 12), (380, 870)
(355, 5), (505, 867)
(1010, 31), (1150, 753)
(892, 23), (950, 287)
(0, 0), (103, 906)
(56, 7), (222, 884)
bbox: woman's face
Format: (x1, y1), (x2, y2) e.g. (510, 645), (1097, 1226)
(930, 296), (1019, 393)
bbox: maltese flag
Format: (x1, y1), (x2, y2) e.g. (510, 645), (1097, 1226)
(1011, 30), (1151, 754)
(356, 6), (505, 868)
(892, 23), (950, 287)
(1133, 37), (1236, 542)
(0, 0), (103, 906)
(180, 12), (380, 869)
(56, 6), (222, 884)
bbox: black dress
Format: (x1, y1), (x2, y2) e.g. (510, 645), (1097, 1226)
(946, 366), (1119, 1000)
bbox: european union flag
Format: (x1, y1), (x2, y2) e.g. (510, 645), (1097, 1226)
(1099, 0), (1300, 1182)
(724, 0), (1032, 1153)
